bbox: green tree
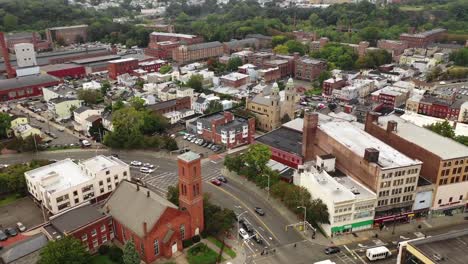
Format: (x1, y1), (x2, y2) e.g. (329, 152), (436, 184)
(112, 100), (125, 112)
(455, 135), (468, 146)
(226, 57), (243, 72)
(203, 195), (236, 236)
(204, 100), (224, 114)
(101, 80), (111, 96)
(358, 27), (380, 46)
(186, 74), (204, 92)
(449, 48), (468, 67)
(38, 236), (90, 264)
(167, 185), (179, 206)
(3, 13), (18, 31)
(123, 240), (140, 264)
(135, 79), (145, 89)
(159, 64), (172, 74)
(129, 97), (146, 111)
(104, 107), (144, 149)
(272, 35), (288, 47)
(141, 111), (168, 135)
(242, 144), (271, 175)
(77, 89), (103, 105)
(224, 154), (243, 173)
(317, 71), (332, 87)
(424, 121), (456, 139)
(285, 40), (307, 55)
(307, 198), (330, 224)
(273, 44), (289, 55)
(0, 113), (12, 139)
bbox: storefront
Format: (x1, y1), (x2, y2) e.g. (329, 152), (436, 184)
(331, 220), (374, 235)
(374, 212), (413, 225)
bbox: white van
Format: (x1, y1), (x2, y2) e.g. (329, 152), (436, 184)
(366, 246), (391, 261)
(314, 260), (336, 264)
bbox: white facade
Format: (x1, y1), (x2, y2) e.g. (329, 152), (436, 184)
(432, 181), (468, 211)
(14, 43), (37, 68)
(25, 156), (130, 214)
(83, 81), (102, 90)
(73, 107), (104, 134)
(163, 109), (195, 124)
(294, 161), (376, 236)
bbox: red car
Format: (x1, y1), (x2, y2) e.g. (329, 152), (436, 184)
(210, 179), (222, 186)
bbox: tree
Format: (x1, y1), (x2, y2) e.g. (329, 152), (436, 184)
(242, 144), (271, 174)
(307, 198), (330, 224)
(112, 100), (125, 112)
(186, 74), (204, 92)
(129, 97), (146, 111)
(204, 100), (223, 114)
(38, 236), (90, 264)
(141, 111), (168, 135)
(135, 79), (145, 89)
(123, 240), (140, 264)
(0, 113), (12, 139)
(449, 48), (468, 67)
(317, 71), (332, 87)
(226, 57), (243, 72)
(285, 40), (307, 55)
(203, 196), (236, 236)
(167, 185), (179, 206)
(101, 80), (111, 96)
(358, 27), (380, 46)
(273, 44), (289, 55)
(88, 122), (105, 142)
(272, 35), (288, 47)
(104, 107), (145, 149)
(224, 154), (243, 172)
(77, 89), (103, 105)
(3, 13), (18, 31)
(424, 120), (456, 139)
(159, 64), (172, 74)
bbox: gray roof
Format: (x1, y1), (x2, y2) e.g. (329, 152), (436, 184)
(256, 127), (303, 156)
(376, 115), (468, 160)
(50, 204), (106, 234)
(224, 38), (259, 49)
(0, 234), (48, 264)
(250, 94), (271, 106)
(74, 106), (90, 114)
(178, 151), (200, 162)
(148, 99), (178, 111)
(186, 41), (222, 51)
(195, 97), (206, 104)
(0, 74), (59, 91)
(104, 181), (177, 237)
(85, 115), (101, 123)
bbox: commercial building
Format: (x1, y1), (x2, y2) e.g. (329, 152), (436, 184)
(294, 57), (327, 82)
(172, 42), (224, 64)
(220, 72), (249, 88)
(149, 32), (203, 45)
(294, 157), (376, 236)
(4, 31), (51, 53)
(398, 228), (468, 264)
(371, 86), (410, 108)
(257, 67), (280, 83)
(106, 152), (204, 263)
(43, 204), (113, 252)
(377, 40), (408, 61)
(46, 24), (88, 45)
(25, 156), (130, 214)
(0, 74), (61, 101)
(223, 38), (259, 53)
(307, 113), (422, 223)
(190, 111), (255, 148)
(417, 96), (463, 120)
(365, 113), (468, 215)
(41, 63), (86, 79)
(399, 28), (447, 48)
(148, 96), (191, 115)
(246, 78), (296, 131)
(108, 58), (139, 80)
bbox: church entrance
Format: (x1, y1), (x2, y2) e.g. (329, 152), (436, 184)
(172, 242), (178, 254)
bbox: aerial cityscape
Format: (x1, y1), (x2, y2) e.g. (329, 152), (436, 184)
(0, 0), (467, 263)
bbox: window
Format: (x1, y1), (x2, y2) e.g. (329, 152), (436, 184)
(73, 191), (78, 196)
(438, 199), (442, 204)
(460, 195), (464, 201)
(449, 197), (453, 202)
(180, 224), (185, 240)
(101, 225), (106, 232)
(107, 178), (111, 183)
(123, 171), (128, 177)
(99, 181), (103, 186)
(81, 234), (87, 241)
(114, 175), (118, 180)
(91, 229), (97, 237)
(75, 198), (79, 204)
(154, 240), (159, 256)
(102, 234), (107, 243)
(106, 170), (110, 175)
(93, 238), (98, 248)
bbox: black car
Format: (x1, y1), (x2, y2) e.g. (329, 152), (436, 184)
(243, 222), (254, 233)
(254, 207), (265, 216)
(252, 234), (263, 244)
(111, 154), (119, 158)
(217, 176), (228, 183)
(324, 246), (340, 255)
(0, 230), (7, 241)
(5, 227), (17, 237)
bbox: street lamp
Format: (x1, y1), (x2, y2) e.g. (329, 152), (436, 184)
(297, 206), (307, 232)
(237, 211), (248, 243)
(263, 174), (270, 200)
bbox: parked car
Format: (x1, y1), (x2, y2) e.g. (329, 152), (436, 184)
(190, 138), (197, 143)
(239, 228), (250, 240)
(0, 230), (7, 241)
(254, 207), (265, 216)
(58, 127), (65, 132)
(183, 134), (189, 140)
(81, 140), (91, 147)
(324, 246), (340, 255)
(111, 154), (119, 158)
(242, 222), (254, 233)
(252, 234), (263, 244)
(5, 227), (17, 237)
(217, 176), (228, 183)
(210, 179), (222, 186)
(131, 161), (142, 166)
(202, 142), (209, 147)
(140, 167), (152, 173)
(207, 143), (213, 149)
(16, 222), (26, 232)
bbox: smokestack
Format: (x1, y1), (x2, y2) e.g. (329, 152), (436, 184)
(0, 32), (15, 79)
(302, 111), (318, 162)
(364, 112), (380, 132)
(32, 32), (38, 50)
(386, 120), (398, 133)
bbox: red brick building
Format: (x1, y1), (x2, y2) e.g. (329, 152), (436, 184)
(5, 32), (52, 53)
(148, 97), (192, 115)
(294, 56), (327, 82)
(145, 41), (181, 59)
(108, 58), (139, 80)
(377, 40), (408, 61)
(139, 59), (167, 73)
(172, 42), (224, 64)
(192, 111), (255, 149)
(258, 67), (281, 83)
(418, 97), (461, 120)
(323, 78), (346, 96)
(106, 151), (204, 263)
(399, 28), (447, 48)
(220, 72), (249, 88)
(0, 74), (60, 101)
(41, 64), (86, 79)
(145, 32), (203, 59)
(46, 25), (88, 45)
(43, 204), (114, 252)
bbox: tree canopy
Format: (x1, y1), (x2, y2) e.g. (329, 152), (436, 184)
(424, 120), (467, 146)
(186, 74), (204, 93)
(311, 44), (359, 70)
(38, 237), (90, 264)
(77, 89), (103, 105)
(123, 240), (140, 264)
(0, 113), (12, 139)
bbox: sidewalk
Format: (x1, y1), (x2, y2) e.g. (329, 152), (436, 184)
(331, 213), (468, 246)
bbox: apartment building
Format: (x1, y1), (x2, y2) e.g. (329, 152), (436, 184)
(365, 113), (468, 216)
(294, 156), (377, 236)
(172, 42), (224, 64)
(25, 156), (130, 214)
(294, 57), (327, 82)
(308, 113), (422, 223)
(399, 28), (447, 48)
(46, 25), (88, 45)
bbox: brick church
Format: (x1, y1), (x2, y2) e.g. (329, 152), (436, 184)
(104, 151), (204, 263)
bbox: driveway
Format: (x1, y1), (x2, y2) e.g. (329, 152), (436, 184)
(0, 197), (44, 231)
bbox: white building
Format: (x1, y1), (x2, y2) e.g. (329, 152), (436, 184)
(163, 109), (195, 124)
(73, 106), (104, 135)
(193, 94), (220, 114)
(14, 43), (40, 77)
(82, 81), (102, 90)
(294, 156), (377, 236)
(25, 156), (130, 214)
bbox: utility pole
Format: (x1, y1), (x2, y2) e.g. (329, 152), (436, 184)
(263, 174), (270, 200)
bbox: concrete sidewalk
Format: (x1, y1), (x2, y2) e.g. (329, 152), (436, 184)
(331, 213), (468, 246)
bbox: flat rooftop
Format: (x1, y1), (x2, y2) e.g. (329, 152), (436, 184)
(48, 24), (88, 30)
(0, 74), (59, 91)
(25, 159), (91, 194)
(256, 127), (302, 156)
(320, 115), (420, 169)
(81, 155), (128, 172)
(376, 115), (468, 160)
(151, 32), (197, 38)
(109, 57), (138, 64)
(408, 228), (468, 264)
(72, 55), (121, 64)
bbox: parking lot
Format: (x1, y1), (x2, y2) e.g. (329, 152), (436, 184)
(175, 133), (224, 158)
(0, 197), (44, 232)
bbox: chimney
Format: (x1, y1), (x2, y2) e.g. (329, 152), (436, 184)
(143, 222), (148, 236)
(136, 184), (140, 191)
(386, 120), (398, 133)
(147, 190), (150, 197)
(302, 111), (318, 162)
(364, 112), (380, 132)
(364, 148), (379, 163)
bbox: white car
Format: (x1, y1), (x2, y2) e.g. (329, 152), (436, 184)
(131, 161), (142, 166)
(16, 222), (26, 232)
(239, 228), (250, 240)
(183, 135), (189, 140)
(140, 167), (154, 173)
(81, 140), (91, 147)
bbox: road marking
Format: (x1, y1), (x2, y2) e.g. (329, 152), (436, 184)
(344, 245), (357, 260)
(354, 250), (368, 264)
(210, 184), (280, 242)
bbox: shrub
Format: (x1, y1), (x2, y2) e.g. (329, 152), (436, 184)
(192, 235), (201, 243)
(188, 243), (207, 255)
(108, 245), (123, 262)
(200, 230), (208, 238)
(183, 239), (194, 248)
(98, 244), (110, 255)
